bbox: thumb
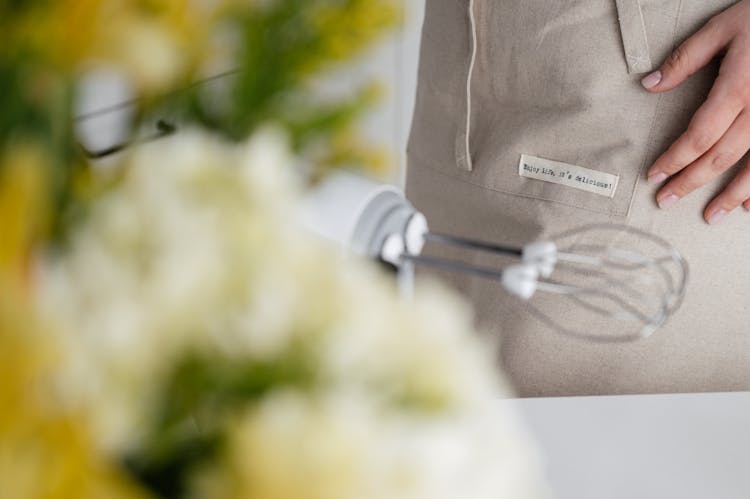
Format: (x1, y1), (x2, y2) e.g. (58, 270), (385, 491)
(641, 17), (732, 92)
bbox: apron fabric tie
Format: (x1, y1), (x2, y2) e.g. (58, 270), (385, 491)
(615, 0), (654, 74)
(455, 0), (478, 172)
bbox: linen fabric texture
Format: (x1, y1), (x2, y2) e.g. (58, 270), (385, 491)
(405, 0), (747, 397)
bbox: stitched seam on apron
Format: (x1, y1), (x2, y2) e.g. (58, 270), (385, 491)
(615, 0), (654, 74)
(455, 0), (478, 172)
(627, 0), (684, 217)
(408, 152), (631, 217)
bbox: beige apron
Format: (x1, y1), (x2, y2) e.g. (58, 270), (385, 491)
(405, 0), (749, 396)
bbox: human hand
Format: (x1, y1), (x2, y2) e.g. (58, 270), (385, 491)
(641, 0), (750, 224)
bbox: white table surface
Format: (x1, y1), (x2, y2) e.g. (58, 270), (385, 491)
(513, 392), (750, 499)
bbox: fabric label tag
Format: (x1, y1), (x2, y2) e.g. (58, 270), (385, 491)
(518, 154), (619, 198)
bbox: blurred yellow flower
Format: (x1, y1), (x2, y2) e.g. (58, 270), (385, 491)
(0, 287), (149, 499)
(4, 0), (234, 93)
(0, 165), (147, 499)
(0, 143), (48, 285)
(304, 0), (402, 71)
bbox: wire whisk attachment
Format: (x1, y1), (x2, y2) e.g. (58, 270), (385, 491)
(397, 225), (688, 343)
(300, 172), (689, 343)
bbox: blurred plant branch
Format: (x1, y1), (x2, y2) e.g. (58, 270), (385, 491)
(1, 0), (401, 243)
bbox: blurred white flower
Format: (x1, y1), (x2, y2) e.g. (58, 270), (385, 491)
(38, 128), (300, 450)
(37, 128), (548, 498)
(193, 390), (546, 499)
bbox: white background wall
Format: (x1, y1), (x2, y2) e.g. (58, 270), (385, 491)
(352, 0), (424, 187)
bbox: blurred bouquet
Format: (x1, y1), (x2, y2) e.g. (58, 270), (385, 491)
(36, 129), (548, 498)
(1, 1), (549, 498)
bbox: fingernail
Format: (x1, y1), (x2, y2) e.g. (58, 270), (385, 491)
(648, 172), (669, 185)
(641, 70), (662, 89)
(708, 209), (728, 225)
(658, 194), (680, 209)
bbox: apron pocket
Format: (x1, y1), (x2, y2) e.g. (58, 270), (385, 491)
(449, 0), (685, 217)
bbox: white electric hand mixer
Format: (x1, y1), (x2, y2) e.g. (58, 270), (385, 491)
(300, 173), (689, 343)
